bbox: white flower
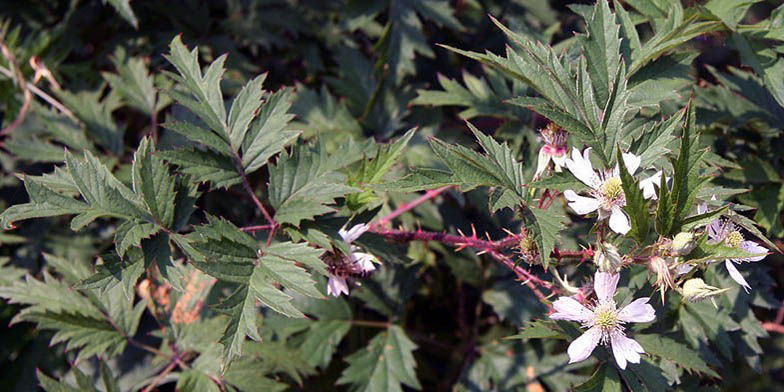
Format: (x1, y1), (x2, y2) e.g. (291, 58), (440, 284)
(550, 271), (655, 369)
(534, 124), (568, 179)
(563, 148), (660, 235)
(326, 224), (381, 297)
(698, 202), (768, 292)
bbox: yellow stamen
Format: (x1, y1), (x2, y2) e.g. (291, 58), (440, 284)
(600, 177), (624, 201)
(726, 231), (744, 248)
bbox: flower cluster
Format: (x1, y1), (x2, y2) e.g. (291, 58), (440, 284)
(533, 136), (771, 370)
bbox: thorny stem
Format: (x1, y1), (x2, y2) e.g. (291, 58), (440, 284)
(0, 39), (33, 136)
(372, 186), (454, 228)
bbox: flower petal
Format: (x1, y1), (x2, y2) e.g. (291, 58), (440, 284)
(608, 207), (631, 235)
(339, 224), (369, 244)
(618, 297), (656, 323)
(567, 326), (602, 365)
(327, 276), (349, 297)
(740, 241), (768, 262)
(622, 152), (641, 175)
(353, 252), (378, 272)
(594, 271), (620, 302)
(564, 190), (600, 215)
(534, 148), (552, 179)
(551, 296), (594, 322)
(565, 147), (600, 189)
(610, 330), (644, 370)
(639, 171), (662, 200)
(725, 259), (751, 293)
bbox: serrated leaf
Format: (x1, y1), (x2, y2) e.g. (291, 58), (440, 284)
(80, 250), (145, 300)
(348, 128), (416, 208)
(505, 320), (567, 340)
(160, 148), (242, 189)
(132, 137), (176, 228)
(617, 148), (650, 243)
(580, 0), (622, 106)
(103, 49), (157, 114)
(268, 142), (361, 226)
(635, 334), (719, 377)
(521, 207), (565, 268)
(337, 325), (421, 392)
(241, 88), (299, 173)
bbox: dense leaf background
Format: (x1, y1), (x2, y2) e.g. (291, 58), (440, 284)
(1, 0), (784, 391)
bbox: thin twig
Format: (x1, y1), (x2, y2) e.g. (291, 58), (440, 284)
(0, 38), (32, 136)
(142, 355), (180, 392)
(239, 171), (277, 246)
(372, 186), (453, 228)
(0, 64), (75, 120)
(240, 224), (274, 232)
(351, 319), (391, 328)
(774, 298), (784, 325)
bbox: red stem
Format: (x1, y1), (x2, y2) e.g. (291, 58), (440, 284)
(372, 186), (453, 228)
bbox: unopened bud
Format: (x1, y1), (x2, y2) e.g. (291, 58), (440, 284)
(682, 278), (729, 307)
(671, 232), (697, 256)
(649, 256), (676, 304)
(595, 243), (622, 273)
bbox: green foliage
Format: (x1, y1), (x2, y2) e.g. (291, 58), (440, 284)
(1, 0), (783, 391)
(337, 325), (421, 392)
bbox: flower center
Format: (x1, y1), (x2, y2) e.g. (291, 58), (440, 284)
(594, 307), (618, 330)
(726, 231), (744, 248)
(600, 177), (624, 201)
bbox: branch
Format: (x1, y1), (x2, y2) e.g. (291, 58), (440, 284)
(0, 64), (76, 121)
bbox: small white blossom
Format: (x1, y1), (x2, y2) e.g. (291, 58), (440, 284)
(698, 202), (768, 292)
(534, 124), (568, 179)
(550, 271), (655, 369)
(326, 224), (381, 297)
(563, 148), (661, 235)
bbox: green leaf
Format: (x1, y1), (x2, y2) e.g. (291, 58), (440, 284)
(132, 137), (176, 228)
(521, 206), (565, 268)
(102, 48), (158, 115)
(505, 320), (566, 340)
(348, 128), (416, 209)
(338, 325), (421, 392)
(574, 363), (622, 392)
(580, 0), (622, 106)
(80, 250), (145, 300)
(617, 148), (650, 243)
(268, 142), (361, 226)
(213, 285), (262, 366)
(240, 88), (299, 174)
(165, 35), (228, 136)
(529, 171), (588, 192)
(57, 87), (125, 155)
(228, 74), (267, 151)
(635, 334), (720, 377)
(160, 148), (241, 189)
(103, 0), (139, 28)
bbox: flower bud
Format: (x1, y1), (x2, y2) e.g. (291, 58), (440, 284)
(594, 243), (622, 273)
(682, 278), (729, 307)
(671, 232), (697, 256)
(649, 256), (676, 304)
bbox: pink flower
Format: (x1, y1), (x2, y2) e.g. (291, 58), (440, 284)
(550, 271), (655, 369)
(326, 224), (380, 297)
(534, 124), (568, 179)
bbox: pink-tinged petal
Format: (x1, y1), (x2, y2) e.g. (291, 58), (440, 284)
(339, 224), (369, 244)
(594, 271), (620, 302)
(610, 330), (644, 370)
(725, 260), (751, 293)
(608, 207), (631, 235)
(552, 153), (568, 169)
(550, 296), (594, 322)
(564, 190), (601, 215)
(622, 152), (641, 175)
(534, 148), (552, 179)
(697, 202), (708, 215)
(327, 276), (349, 297)
(566, 147), (600, 189)
(618, 298), (656, 323)
(639, 171), (662, 200)
(740, 241), (768, 262)
(567, 326), (602, 364)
